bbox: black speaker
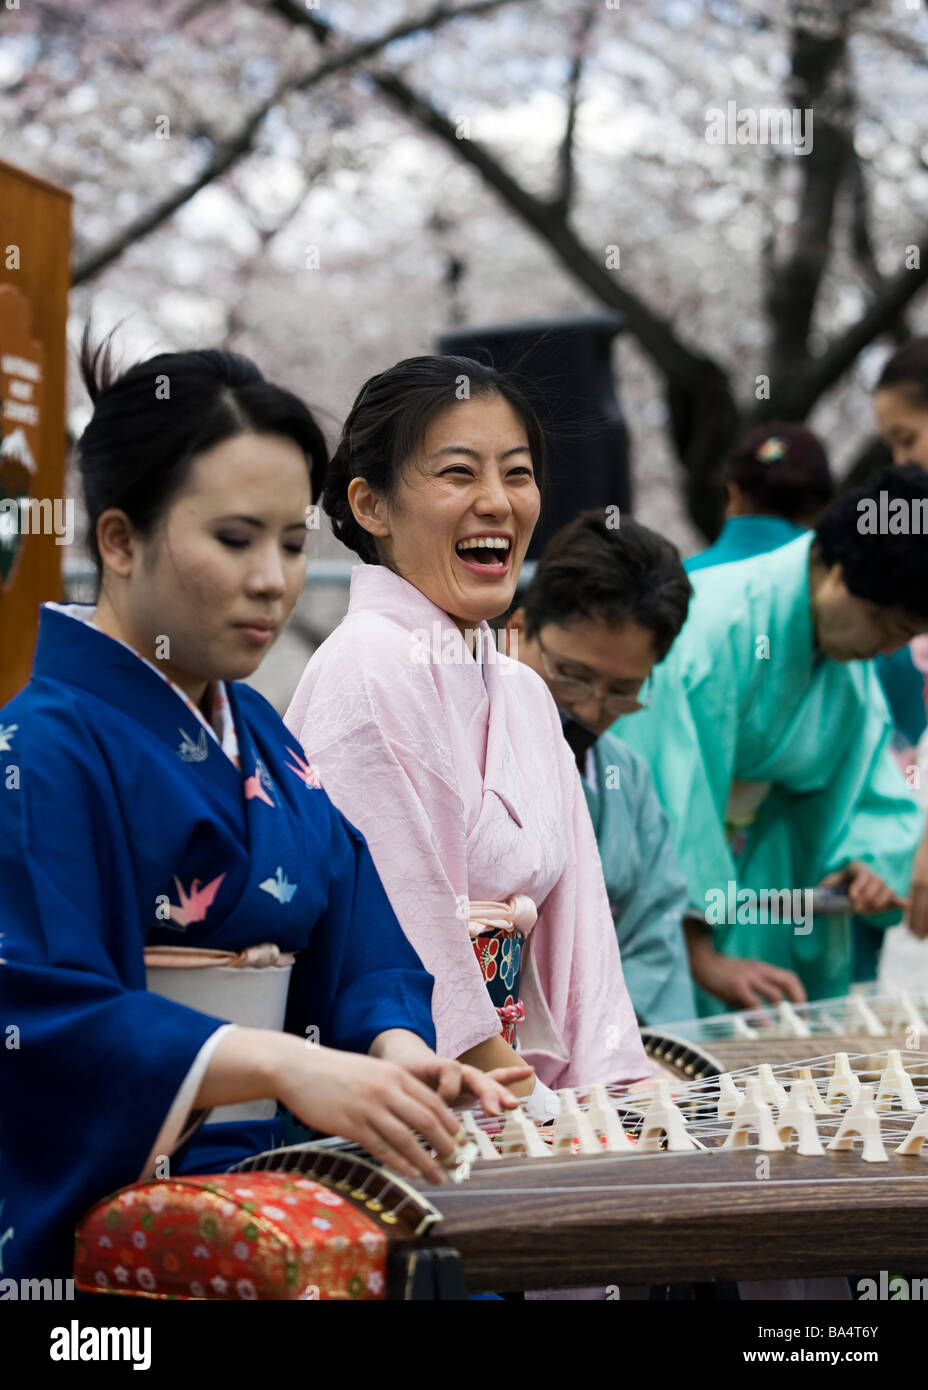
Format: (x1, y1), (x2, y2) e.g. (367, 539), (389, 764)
(437, 314), (630, 558)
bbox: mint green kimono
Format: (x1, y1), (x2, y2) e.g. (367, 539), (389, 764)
(583, 733), (697, 1025)
(684, 515), (803, 573)
(616, 533), (923, 1011)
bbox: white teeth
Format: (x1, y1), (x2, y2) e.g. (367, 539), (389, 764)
(456, 537), (511, 551)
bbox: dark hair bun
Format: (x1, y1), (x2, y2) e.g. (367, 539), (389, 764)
(77, 325), (328, 578)
(726, 420), (833, 522)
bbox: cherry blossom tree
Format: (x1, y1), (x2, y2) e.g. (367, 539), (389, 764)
(3, 0), (928, 554)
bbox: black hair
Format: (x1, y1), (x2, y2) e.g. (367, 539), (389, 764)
(814, 463), (928, 620)
(519, 511), (692, 662)
(78, 329), (328, 579)
(322, 354), (547, 564)
(725, 420), (833, 522)
(876, 338), (928, 408)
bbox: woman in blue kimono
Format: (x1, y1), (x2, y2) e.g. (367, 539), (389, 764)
(0, 340), (523, 1284)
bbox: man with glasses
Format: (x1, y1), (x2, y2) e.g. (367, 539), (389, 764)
(507, 512), (800, 1021)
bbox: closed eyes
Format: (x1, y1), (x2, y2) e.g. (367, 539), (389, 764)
(218, 535), (306, 554)
(439, 465), (534, 479)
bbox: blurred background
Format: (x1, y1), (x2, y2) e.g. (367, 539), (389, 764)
(3, 0), (928, 709)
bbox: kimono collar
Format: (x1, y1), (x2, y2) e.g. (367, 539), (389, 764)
(347, 563), (529, 820)
(40, 603), (240, 766)
(347, 563), (495, 666)
(719, 514), (805, 555)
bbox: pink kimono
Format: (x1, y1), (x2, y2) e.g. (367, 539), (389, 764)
(284, 565), (650, 1089)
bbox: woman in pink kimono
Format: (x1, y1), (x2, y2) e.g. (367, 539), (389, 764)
(285, 356), (651, 1116)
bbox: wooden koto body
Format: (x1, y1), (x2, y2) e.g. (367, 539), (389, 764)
(397, 1143), (928, 1291)
(641, 1026), (913, 1080)
(230, 1045), (928, 1297)
(702, 1035), (912, 1072)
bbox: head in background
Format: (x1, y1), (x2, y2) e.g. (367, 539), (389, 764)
(810, 464), (928, 661)
(873, 338), (928, 469)
(508, 512), (692, 737)
(323, 355), (545, 633)
(78, 332), (327, 704)
(723, 421), (833, 527)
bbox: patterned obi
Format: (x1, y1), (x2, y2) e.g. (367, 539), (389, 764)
(467, 896), (537, 1046)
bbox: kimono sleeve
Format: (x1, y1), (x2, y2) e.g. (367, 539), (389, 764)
(291, 716), (501, 1059)
(609, 746), (697, 1026)
(284, 803), (437, 1054)
(0, 708), (227, 1281)
(518, 715), (652, 1089)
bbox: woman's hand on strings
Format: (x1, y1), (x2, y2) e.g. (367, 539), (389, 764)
(277, 1040), (469, 1185)
(412, 1059), (531, 1114)
(684, 918), (805, 1009)
(369, 1027), (529, 1115)
(201, 1028), (473, 1185)
(694, 950), (806, 1009)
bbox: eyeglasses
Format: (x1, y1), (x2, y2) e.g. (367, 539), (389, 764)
(536, 635), (651, 716)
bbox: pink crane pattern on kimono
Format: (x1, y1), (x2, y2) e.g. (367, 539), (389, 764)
(285, 749), (323, 789)
(167, 874), (226, 929)
(74, 1172), (388, 1300)
(468, 896), (536, 1046)
(243, 759), (276, 806)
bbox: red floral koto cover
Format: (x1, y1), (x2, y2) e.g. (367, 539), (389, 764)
(74, 1171), (388, 1300)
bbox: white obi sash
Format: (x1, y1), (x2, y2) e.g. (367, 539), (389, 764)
(144, 943), (294, 1123)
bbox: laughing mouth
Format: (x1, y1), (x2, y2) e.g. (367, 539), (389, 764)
(455, 536), (511, 567)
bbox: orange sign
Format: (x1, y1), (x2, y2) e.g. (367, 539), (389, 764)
(0, 285), (45, 589)
(0, 159), (71, 705)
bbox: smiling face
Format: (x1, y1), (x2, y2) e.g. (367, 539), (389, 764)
(350, 393), (541, 630)
(94, 431), (311, 702)
(810, 560), (925, 661)
(874, 387), (928, 470)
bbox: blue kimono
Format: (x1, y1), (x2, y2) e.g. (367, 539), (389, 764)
(0, 605), (435, 1282)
